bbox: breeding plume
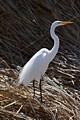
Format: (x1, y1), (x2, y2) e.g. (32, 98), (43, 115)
(18, 21), (73, 102)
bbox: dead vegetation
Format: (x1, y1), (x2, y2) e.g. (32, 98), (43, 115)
(0, 0), (80, 120)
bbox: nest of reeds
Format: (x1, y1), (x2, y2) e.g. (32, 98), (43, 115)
(0, 0), (80, 119)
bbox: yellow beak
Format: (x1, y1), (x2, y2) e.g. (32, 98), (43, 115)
(62, 21), (74, 25)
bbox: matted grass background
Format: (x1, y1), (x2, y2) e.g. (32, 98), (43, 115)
(0, 0), (80, 66)
(0, 0), (80, 120)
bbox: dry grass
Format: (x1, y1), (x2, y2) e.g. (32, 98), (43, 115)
(0, 0), (80, 66)
(0, 0), (80, 120)
(0, 58), (80, 120)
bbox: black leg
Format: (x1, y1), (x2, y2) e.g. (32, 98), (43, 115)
(33, 80), (35, 98)
(39, 79), (42, 102)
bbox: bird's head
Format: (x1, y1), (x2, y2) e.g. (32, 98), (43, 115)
(50, 20), (73, 39)
(53, 21), (73, 27)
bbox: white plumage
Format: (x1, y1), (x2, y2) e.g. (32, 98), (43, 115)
(17, 21), (73, 101)
(18, 48), (49, 86)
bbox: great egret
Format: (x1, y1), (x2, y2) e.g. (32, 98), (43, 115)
(18, 21), (73, 102)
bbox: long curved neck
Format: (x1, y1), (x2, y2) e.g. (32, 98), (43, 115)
(49, 24), (59, 62)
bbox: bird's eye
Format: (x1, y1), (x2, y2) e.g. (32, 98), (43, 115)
(58, 21), (61, 24)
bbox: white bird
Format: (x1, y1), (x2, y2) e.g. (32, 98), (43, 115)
(18, 21), (73, 102)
